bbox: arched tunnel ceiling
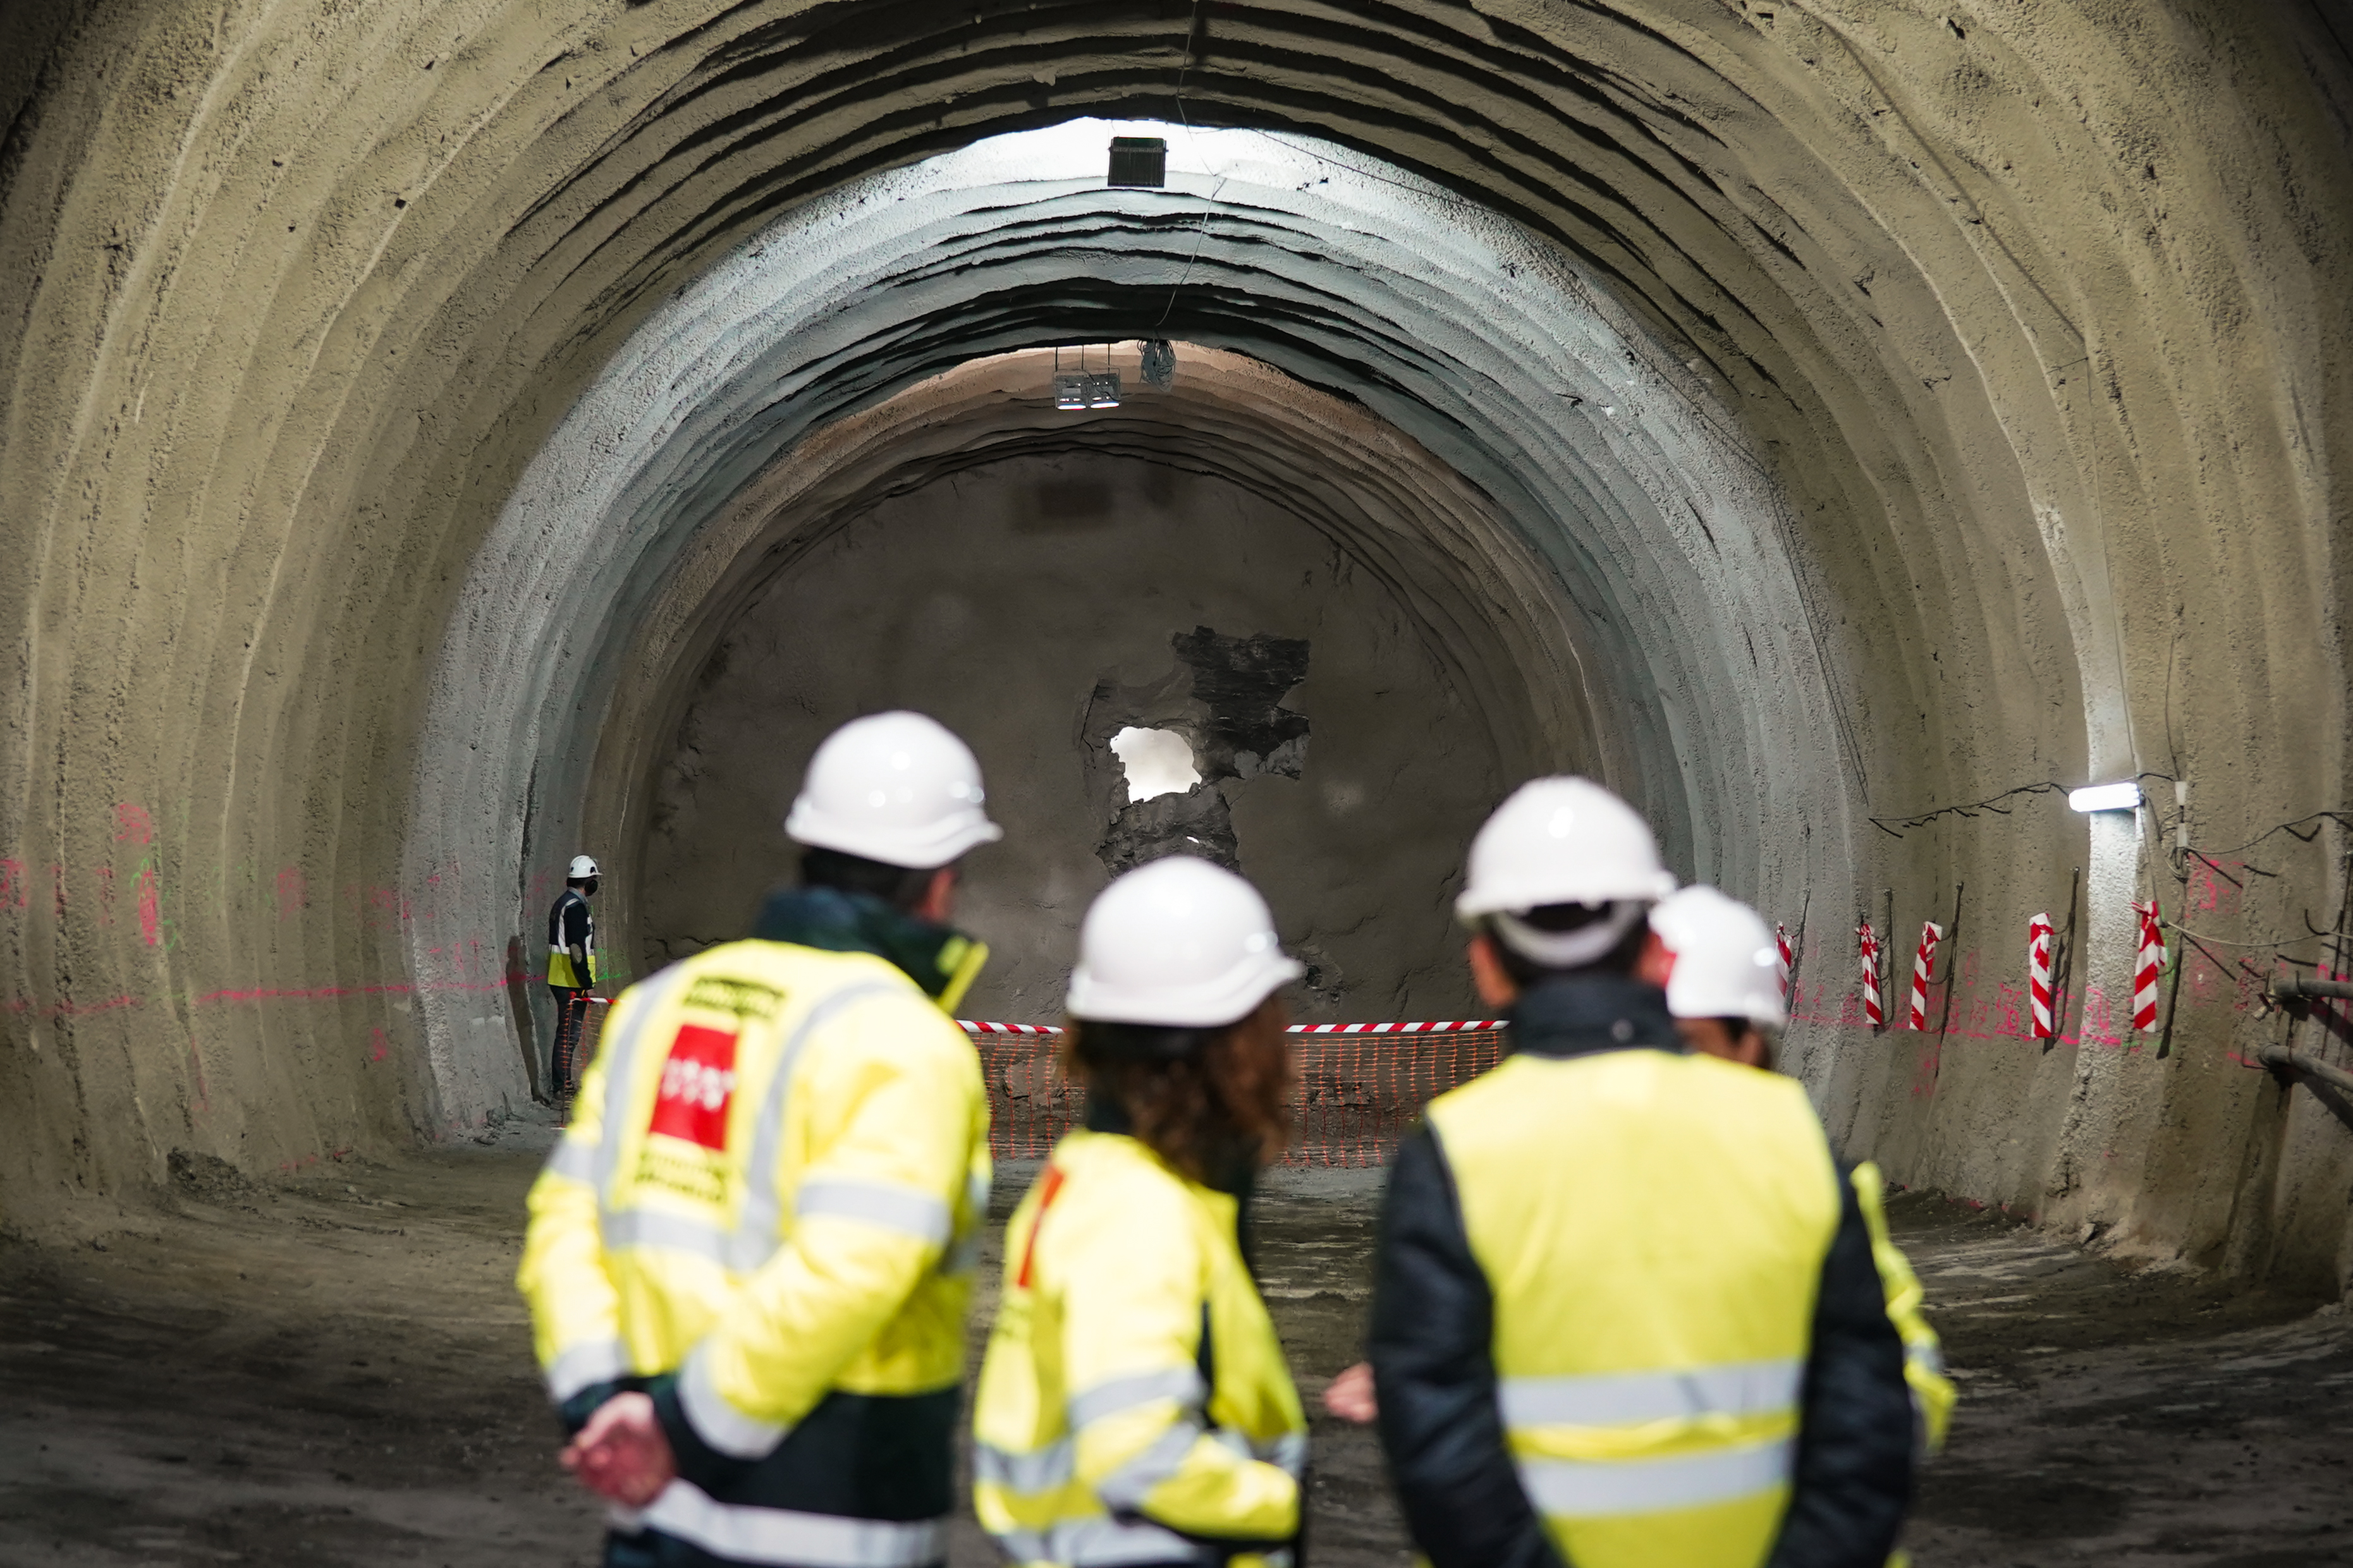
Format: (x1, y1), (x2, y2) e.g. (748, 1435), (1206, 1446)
(410, 121), (1859, 1117)
(604, 343), (1574, 1023)
(0, 1), (2348, 1292)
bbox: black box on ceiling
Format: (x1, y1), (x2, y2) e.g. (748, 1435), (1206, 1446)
(1108, 137), (1168, 188)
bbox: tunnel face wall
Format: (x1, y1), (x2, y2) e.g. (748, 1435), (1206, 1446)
(632, 434), (1516, 1024)
(1, 3), (2349, 1295)
(413, 123), (1849, 1118)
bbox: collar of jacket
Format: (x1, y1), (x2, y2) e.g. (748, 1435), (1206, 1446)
(749, 885), (985, 1007)
(1507, 972), (1684, 1059)
(1080, 1095), (1259, 1202)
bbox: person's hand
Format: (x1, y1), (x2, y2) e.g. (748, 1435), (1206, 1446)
(561, 1391), (677, 1507)
(1323, 1361), (1377, 1423)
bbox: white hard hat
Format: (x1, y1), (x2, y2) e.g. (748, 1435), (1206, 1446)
(1066, 857), (1305, 1028)
(785, 711), (1003, 870)
(568, 854), (600, 880)
(1455, 776), (1677, 921)
(1651, 885), (1787, 1030)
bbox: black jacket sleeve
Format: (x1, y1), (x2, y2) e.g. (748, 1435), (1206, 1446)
(1764, 1167), (1915, 1568)
(560, 898), (594, 985)
(557, 1378), (625, 1438)
(648, 1372), (760, 1495)
(1368, 1125), (1565, 1568)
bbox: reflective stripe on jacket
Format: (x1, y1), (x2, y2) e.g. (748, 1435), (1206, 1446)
(516, 938), (991, 1557)
(1370, 973), (1915, 1568)
(1849, 1162), (1955, 1459)
(973, 1130), (1305, 1568)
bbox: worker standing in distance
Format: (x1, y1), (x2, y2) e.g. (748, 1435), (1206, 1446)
(1367, 777), (1917, 1568)
(548, 854), (601, 1115)
(517, 710), (1001, 1568)
(1649, 884), (1955, 1479)
(974, 856), (1309, 1568)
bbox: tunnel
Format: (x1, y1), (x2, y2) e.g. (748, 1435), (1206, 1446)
(1, 1), (2351, 1558)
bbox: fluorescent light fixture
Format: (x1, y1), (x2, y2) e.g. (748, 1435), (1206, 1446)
(2067, 781), (2142, 813)
(1053, 370), (1120, 410)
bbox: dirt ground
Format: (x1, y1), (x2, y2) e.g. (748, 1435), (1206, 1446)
(3, 1117), (2347, 1566)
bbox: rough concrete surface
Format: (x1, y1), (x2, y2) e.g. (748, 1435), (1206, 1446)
(635, 446), (1509, 1024)
(0, 0), (2348, 1317)
(4, 1147), (2347, 1565)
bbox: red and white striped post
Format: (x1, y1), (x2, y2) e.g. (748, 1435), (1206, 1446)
(2027, 913), (2055, 1040)
(2134, 900), (2164, 1033)
(1776, 924), (1795, 1008)
(1857, 920), (1883, 1029)
(1907, 921), (1944, 1031)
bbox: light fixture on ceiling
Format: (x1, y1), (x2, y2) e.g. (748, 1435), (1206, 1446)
(1051, 345), (1121, 410)
(1108, 136), (1168, 188)
(2067, 781), (2142, 813)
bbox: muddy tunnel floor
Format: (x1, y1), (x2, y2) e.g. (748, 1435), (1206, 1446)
(3, 1123), (2347, 1567)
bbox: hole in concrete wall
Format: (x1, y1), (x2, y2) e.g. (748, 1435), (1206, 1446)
(1109, 726), (1202, 803)
(1093, 627), (1312, 879)
(1175, 627), (1311, 783)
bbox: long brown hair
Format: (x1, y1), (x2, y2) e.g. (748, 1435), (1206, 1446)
(1063, 996), (1294, 1184)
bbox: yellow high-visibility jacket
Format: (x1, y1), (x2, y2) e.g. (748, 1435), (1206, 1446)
(1851, 1161), (1955, 1459)
(974, 1129), (1307, 1568)
(547, 887), (594, 988)
(516, 936), (989, 1565)
(1370, 974), (1918, 1568)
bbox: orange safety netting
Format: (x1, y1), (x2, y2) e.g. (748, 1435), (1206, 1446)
(969, 1023), (1510, 1167)
(563, 1004), (1507, 1167)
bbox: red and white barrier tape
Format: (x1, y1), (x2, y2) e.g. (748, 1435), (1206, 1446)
(1775, 924), (1795, 1007)
(1907, 921), (1943, 1031)
(1287, 1020), (1509, 1035)
(2134, 900), (2164, 1032)
(1857, 920), (1883, 1029)
(2027, 913), (2055, 1040)
(958, 1019), (1508, 1037)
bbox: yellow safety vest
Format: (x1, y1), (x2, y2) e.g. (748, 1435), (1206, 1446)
(547, 888), (594, 988)
(1426, 1047), (1849, 1568)
(516, 939), (990, 1563)
(1852, 1161), (1955, 1457)
(974, 1129), (1306, 1568)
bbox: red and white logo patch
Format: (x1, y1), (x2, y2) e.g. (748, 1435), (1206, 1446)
(649, 1023), (740, 1150)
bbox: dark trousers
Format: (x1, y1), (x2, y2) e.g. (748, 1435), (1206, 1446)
(550, 985), (590, 1109)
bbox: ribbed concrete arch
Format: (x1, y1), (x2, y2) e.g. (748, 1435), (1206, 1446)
(405, 121), (1849, 1116)
(0, 2), (2347, 1293)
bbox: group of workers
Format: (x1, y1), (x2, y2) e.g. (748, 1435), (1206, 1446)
(518, 710), (1953, 1568)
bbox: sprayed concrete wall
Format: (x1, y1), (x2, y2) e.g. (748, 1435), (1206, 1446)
(633, 442), (1515, 1026)
(0, 1), (2347, 1298)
